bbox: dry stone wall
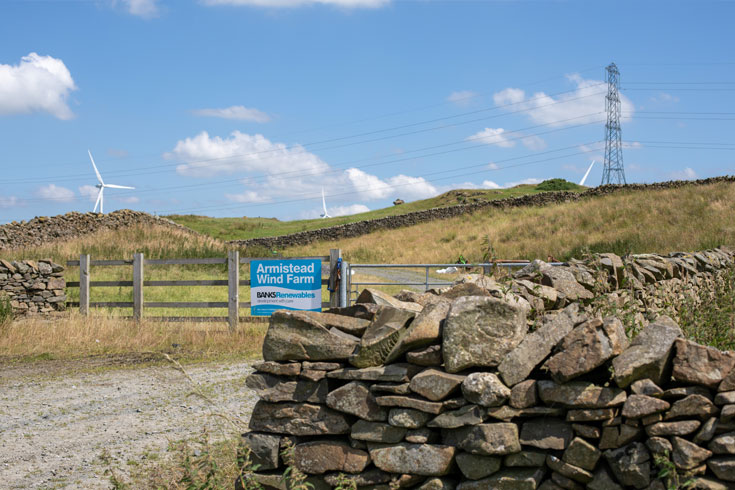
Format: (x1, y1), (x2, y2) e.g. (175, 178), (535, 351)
(238, 247), (735, 489)
(0, 259), (65, 316)
(230, 176), (735, 251)
(0, 209), (196, 251)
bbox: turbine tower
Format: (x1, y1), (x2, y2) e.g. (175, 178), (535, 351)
(320, 188), (331, 219)
(601, 63), (626, 185)
(88, 150), (135, 214)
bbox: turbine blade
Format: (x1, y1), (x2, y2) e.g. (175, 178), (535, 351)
(579, 160), (595, 186)
(93, 188), (102, 213)
(88, 150), (104, 185)
(104, 184), (135, 189)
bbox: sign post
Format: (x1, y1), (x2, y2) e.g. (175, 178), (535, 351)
(250, 259), (322, 316)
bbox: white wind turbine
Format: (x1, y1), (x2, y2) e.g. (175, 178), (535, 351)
(88, 150), (135, 214)
(579, 160), (596, 186)
(320, 188), (331, 219)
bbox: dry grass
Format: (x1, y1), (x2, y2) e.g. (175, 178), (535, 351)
(0, 310), (266, 362)
(285, 181), (735, 263)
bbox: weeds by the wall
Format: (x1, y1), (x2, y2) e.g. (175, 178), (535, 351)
(0, 294), (12, 327)
(678, 268), (735, 351)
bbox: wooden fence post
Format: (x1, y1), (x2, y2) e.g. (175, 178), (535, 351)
(329, 248), (341, 308)
(133, 253), (144, 321)
(80, 254), (90, 316)
(228, 250), (239, 331)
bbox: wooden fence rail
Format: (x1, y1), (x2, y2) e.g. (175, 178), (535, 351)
(65, 249), (342, 330)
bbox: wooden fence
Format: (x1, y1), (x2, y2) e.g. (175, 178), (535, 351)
(65, 249), (344, 330)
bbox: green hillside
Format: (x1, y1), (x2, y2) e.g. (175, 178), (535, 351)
(167, 180), (585, 241)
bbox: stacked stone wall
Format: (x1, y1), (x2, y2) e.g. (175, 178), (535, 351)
(0, 259), (65, 316)
(238, 247), (735, 489)
(0, 209), (197, 251)
(230, 176), (735, 251)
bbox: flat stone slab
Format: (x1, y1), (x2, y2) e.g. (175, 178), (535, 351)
(375, 395), (445, 414)
(428, 405), (485, 429)
(293, 440), (370, 475)
(253, 361), (302, 377)
(327, 363), (422, 382)
(410, 368), (465, 402)
(442, 423), (521, 456)
(462, 372), (510, 407)
(537, 380), (627, 408)
(351, 420), (406, 443)
(455, 468), (545, 490)
(245, 373), (328, 403)
(326, 381), (387, 421)
(248, 401), (351, 436)
(672, 338), (735, 388)
(369, 443), (456, 476)
(520, 418), (573, 450)
(263, 310), (359, 361)
(455, 452), (502, 480)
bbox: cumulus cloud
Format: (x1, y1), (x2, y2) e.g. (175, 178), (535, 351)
(0, 53), (77, 120)
(168, 131), (437, 206)
(493, 74), (634, 127)
(482, 180), (501, 189)
(168, 131), (330, 177)
(469, 127), (546, 150)
(671, 168), (697, 180)
(36, 184), (75, 202)
(488, 162), (499, 170)
(202, 0), (389, 7)
(193, 105), (270, 123)
(447, 90), (478, 107)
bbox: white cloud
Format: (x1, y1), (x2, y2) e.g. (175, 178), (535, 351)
(447, 90), (478, 107)
(670, 167), (697, 180)
(471, 128), (516, 148)
(488, 162), (499, 170)
(330, 204), (370, 216)
(493, 74), (634, 127)
(0, 196), (20, 208)
(117, 0), (160, 18)
(79, 185), (99, 202)
(0, 53), (77, 120)
(36, 184), (75, 202)
(193, 105), (271, 123)
(202, 0), (389, 7)
(469, 128), (546, 150)
(482, 180), (501, 189)
(170, 131), (438, 206)
(168, 131), (330, 177)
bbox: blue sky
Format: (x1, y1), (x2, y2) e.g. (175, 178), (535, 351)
(1, 0), (733, 223)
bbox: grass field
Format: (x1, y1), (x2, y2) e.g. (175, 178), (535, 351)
(167, 181), (585, 241)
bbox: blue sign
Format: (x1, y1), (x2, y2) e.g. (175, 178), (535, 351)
(250, 259), (322, 316)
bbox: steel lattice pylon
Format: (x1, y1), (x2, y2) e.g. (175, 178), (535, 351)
(601, 63), (627, 185)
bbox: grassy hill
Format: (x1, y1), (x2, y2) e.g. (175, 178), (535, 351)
(167, 180), (586, 241)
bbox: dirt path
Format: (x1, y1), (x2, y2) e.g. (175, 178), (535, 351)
(0, 357), (257, 489)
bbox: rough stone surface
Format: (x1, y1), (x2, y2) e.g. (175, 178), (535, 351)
(537, 381), (627, 408)
(410, 368), (465, 402)
(369, 444), (456, 476)
(646, 420), (701, 437)
(388, 408), (433, 429)
(461, 372), (511, 407)
(672, 338), (735, 388)
(630, 379), (664, 397)
(293, 440), (370, 475)
(546, 454), (593, 483)
(263, 310), (359, 362)
(621, 394), (670, 419)
(665, 394), (719, 420)
(671, 436), (712, 471)
(510, 380), (539, 409)
(603, 442), (651, 489)
(443, 295), (530, 373)
(709, 432), (735, 455)
(455, 453), (502, 480)
(327, 363), (421, 382)
(386, 301), (451, 363)
(326, 381), (387, 421)
(245, 373), (328, 403)
(241, 432), (281, 471)
(544, 317), (628, 383)
(248, 401), (351, 436)
(443, 423), (522, 456)
(428, 405), (485, 429)
(520, 418), (574, 450)
(498, 303), (585, 386)
(707, 458), (735, 481)
(611, 318), (682, 388)
(351, 420), (406, 443)
(406, 344), (443, 366)
(563, 437), (601, 471)
(455, 468), (545, 490)
(350, 306), (416, 368)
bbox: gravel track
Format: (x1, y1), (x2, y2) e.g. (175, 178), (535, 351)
(0, 357), (257, 489)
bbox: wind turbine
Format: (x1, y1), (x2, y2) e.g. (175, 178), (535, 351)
(319, 188), (331, 219)
(88, 150), (135, 214)
(579, 160), (596, 186)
